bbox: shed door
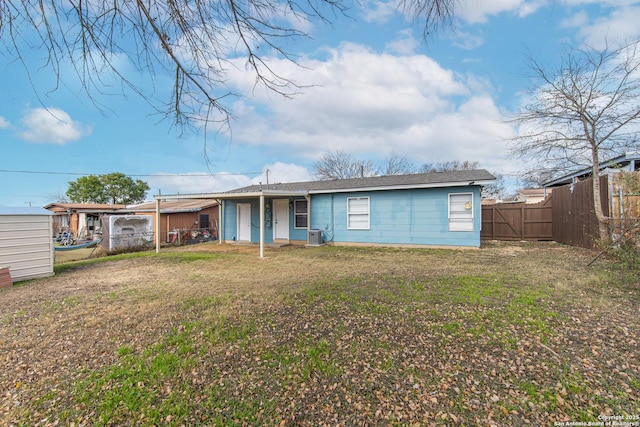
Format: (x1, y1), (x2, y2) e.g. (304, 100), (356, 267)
(237, 204), (251, 242)
(273, 199), (289, 240)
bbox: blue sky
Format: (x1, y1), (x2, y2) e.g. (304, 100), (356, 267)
(1, 0), (639, 207)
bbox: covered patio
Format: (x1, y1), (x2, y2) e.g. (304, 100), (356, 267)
(154, 189), (309, 258)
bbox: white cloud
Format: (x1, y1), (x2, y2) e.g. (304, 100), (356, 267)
(0, 116), (9, 129)
(574, 6), (640, 49)
(385, 29), (420, 55)
(456, 0), (546, 24)
(220, 42), (514, 175)
(360, 0), (545, 26)
(252, 162), (314, 185)
(361, 0), (398, 24)
(559, 0), (638, 7)
(18, 107), (91, 144)
(517, 0), (547, 17)
(449, 30), (485, 50)
(560, 10), (590, 28)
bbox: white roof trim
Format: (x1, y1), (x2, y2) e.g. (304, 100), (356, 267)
(308, 179), (495, 194)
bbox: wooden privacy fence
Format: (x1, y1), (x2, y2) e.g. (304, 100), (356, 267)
(551, 175), (609, 249)
(482, 172), (639, 247)
(481, 197), (553, 241)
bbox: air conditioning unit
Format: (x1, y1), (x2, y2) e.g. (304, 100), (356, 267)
(308, 229), (323, 246)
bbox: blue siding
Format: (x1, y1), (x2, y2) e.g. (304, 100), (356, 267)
(222, 199), (274, 243)
(222, 198), (309, 243)
(221, 188), (482, 247)
(221, 200), (238, 241)
(310, 187), (482, 247)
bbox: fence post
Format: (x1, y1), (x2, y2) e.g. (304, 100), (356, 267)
(491, 206), (496, 240)
(520, 204), (525, 240)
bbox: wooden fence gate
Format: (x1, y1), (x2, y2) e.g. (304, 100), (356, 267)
(481, 197), (553, 241)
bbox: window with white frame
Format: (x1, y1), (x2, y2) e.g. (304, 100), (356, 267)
(347, 197), (370, 229)
(448, 193), (474, 231)
(294, 200), (308, 229)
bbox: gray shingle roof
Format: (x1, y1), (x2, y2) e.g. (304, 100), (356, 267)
(229, 170), (495, 194)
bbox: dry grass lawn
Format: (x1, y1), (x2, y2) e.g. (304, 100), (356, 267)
(1, 241), (638, 426)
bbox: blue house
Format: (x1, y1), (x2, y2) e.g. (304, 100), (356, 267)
(154, 170), (495, 257)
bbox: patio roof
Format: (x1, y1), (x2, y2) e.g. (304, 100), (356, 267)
(123, 199), (218, 213)
(155, 189), (307, 201)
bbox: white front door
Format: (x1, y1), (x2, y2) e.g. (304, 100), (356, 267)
(237, 203), (251, 241)
(273, 199), (289, 240)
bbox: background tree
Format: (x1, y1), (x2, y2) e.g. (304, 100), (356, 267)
(382, 154), (417, 175)
(1, 0), (455, 131)
(510, 41), (640, 242)
(419, 160), (480, 173)
(420, 160), (506, 199)
(66, 175), (105, 204)
(313, 150), (417, 179)
(313, 151), (504, 198)
(66, 173), (149, 204)
(518, 169), (558, 189)
(313, 149), (378, 180)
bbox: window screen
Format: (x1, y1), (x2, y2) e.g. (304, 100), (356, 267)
(347, 197), (370, 230)
(449, 193), (474, 231)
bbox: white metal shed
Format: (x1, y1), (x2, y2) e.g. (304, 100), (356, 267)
(0, 207), (54, 283)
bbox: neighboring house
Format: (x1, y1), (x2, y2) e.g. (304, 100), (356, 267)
(154, 170), (495, 256)
(44, 203), (125, 240)
(513, 188), (552, 204)
(0, 207), (54, 283)
(123, 199), (219, 244)
(543, 152), (640, 188)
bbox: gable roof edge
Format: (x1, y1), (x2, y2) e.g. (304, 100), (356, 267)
(308, 179), (495, 194)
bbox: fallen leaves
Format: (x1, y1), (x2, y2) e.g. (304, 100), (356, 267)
(0, 242), (638, 426)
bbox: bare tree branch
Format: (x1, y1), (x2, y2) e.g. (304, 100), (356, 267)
(382, 154), (417, 175)
(313, 149), (379, 180)
(0, 0), (456, 133)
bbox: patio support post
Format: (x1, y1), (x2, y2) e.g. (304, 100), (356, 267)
(217, 199), (223, 244)
(259, 194), (265, 258)
(155, 198), (160, 253)
(305, 194), (311, 244)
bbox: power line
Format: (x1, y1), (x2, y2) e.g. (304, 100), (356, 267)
(0, 169), (262, 177)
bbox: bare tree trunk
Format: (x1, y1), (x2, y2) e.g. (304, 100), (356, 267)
(591, 150), (610, 243)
